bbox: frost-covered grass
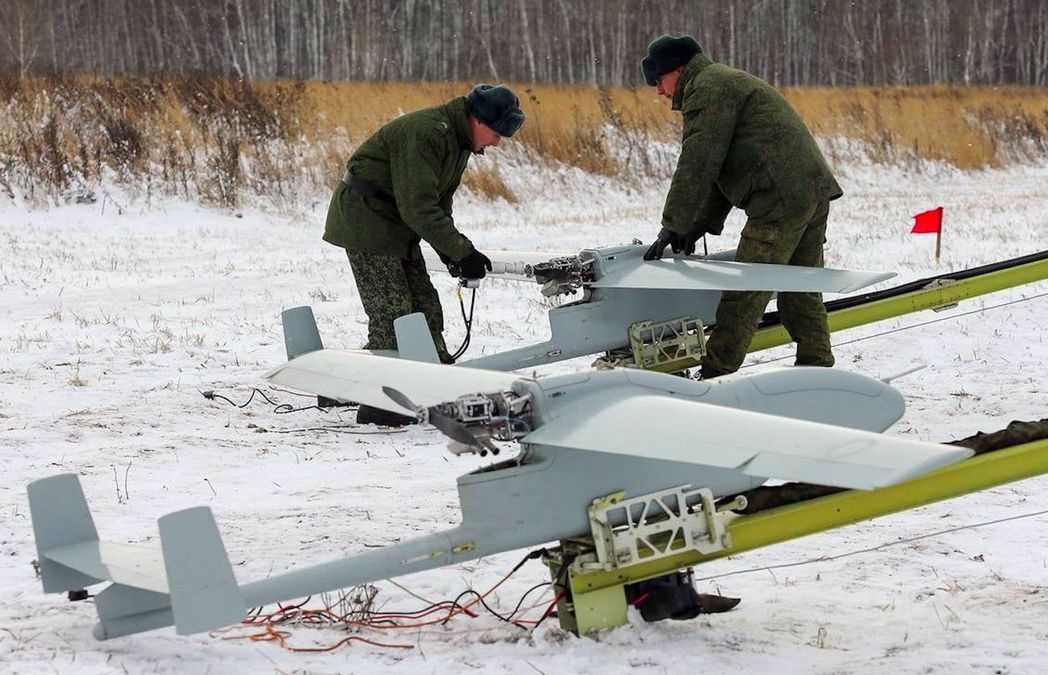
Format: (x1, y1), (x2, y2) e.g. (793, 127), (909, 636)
(1, 159), (1047, 674)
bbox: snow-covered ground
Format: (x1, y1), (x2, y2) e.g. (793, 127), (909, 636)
(2, 159), (1047, 674)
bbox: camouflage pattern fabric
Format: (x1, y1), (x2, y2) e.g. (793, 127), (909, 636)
(948, 418), (1048, 455)
(324, 96), (475, 262)
(347, 250), (454, 363)
(662, 52), (842, 238)
(701, 200), (834, 377)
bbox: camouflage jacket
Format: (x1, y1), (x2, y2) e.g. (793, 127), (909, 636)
(662, 53), (843, 237)
(324, 97), (475, 261)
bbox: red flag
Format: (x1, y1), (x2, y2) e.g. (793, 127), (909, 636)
(911, 206), (943, 234)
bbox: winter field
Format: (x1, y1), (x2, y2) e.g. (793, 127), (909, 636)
(2, 157), (1048, 674)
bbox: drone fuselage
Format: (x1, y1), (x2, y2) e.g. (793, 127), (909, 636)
(461, 246), (732, 371)
(243, 366), (908, 607)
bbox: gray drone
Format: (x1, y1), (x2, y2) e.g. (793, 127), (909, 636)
(28, 339), (968, 639)
(424, 243), (896, 371)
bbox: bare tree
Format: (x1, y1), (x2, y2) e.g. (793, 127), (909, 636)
(0, 0), (48, 76)
(4, 0), (1046, 87)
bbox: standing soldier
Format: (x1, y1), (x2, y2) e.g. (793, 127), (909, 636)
(640, 35), (843, 380)
(324, 84), (525, 426)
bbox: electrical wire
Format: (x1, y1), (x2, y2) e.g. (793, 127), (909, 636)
(744, 289), (1048, 368)
(694, 506), (1048, 583)
(225, 548), (552, 652)
(201, 387), (354, 414)
(450, 286), (477, 361)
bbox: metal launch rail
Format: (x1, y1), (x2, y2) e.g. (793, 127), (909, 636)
(549, 436), (1048, 634)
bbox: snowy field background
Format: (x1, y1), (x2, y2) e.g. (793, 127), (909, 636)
(2, 156), (1047, 674)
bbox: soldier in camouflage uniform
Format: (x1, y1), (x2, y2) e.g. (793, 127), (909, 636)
(640, 35), (843, 379)
(324, 84), (525, 424)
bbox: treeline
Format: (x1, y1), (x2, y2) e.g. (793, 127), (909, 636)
(2, 0), (1047, 86)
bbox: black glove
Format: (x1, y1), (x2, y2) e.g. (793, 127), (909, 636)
(681, 228), (705, 255)
(456, 249), (493, 280)
(643, 227), (687, 260)
(436, 250), (461, 276)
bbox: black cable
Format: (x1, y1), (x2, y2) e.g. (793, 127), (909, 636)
(447, 588), (528, 629)
(526, 550), (578, 632)
(506, 582), (553, 619)
(201, 387), (347, 414)
(450, 287), (477, 361)
(439, 547), (548, 628)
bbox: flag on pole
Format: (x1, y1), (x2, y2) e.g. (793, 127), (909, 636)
(910, 206), (944, 262)
(911, 206), (943, 234)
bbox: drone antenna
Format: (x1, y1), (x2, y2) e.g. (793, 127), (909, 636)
(880, 364), (928, 384)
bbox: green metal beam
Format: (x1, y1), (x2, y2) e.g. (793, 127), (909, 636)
(570, 438), (1048, 594)
(748, 256), (1048, 353)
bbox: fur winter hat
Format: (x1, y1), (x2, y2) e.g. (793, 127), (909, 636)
(641, 35), (702, 86)
(466, 84), (526, 137)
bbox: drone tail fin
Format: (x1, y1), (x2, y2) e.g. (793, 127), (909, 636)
(159, 507), (246, 635)
(394, 312), (441, 364)
(28, 473), (104, 593)
(28, 474), (246, 640)
(281, 305), (324, 360)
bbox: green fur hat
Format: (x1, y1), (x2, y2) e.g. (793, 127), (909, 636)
(641, 35), (702, 86)
(466, 84), (526, 137)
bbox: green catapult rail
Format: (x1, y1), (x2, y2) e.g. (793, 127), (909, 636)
(556, 437), (1048, 633)
(748, 252), (1048, 354)
(636, 251), (1048, 373)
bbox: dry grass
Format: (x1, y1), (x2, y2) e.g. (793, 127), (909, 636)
(462, 162), (517, 203)
(1, 75), (1046, 207)
(785, 86), (1048, 169)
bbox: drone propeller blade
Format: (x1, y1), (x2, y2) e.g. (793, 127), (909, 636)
(381, 386), (478, 445)
(522, 394), (971, 490)
(592, 259), (895, 294)
(265, 350), (523, 416)
(428, 410), (480, 446)
(380, 386), (421, 416)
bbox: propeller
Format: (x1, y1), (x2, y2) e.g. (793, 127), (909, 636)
(382, 386), (478, 446)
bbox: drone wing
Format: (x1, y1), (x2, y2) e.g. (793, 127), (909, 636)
(522, 394), (970, 490)
(421, 248), (573, 282)
(592, 258), (895, 293)
(265, 350), (523, 414)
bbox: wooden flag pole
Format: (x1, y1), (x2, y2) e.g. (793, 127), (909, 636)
(935, 228), (941, 263)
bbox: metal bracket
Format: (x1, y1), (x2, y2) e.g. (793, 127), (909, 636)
(547, 485), (745, 636)
(628, 317), (707, 371)
(923, 278), (960, 312)
(587, 485), (740, 570)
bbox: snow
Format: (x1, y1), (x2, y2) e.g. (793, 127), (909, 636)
(1, 157), (1047, 674)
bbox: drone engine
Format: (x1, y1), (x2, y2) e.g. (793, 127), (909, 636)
(431, 391), (532, 457)
(532, 256), (594, 297)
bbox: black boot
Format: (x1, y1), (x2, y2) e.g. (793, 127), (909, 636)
(698, 364), (730, 381)
(317, 395), (346, 408)
(624, 569), (740, 621)
(356, 404), (416, 428)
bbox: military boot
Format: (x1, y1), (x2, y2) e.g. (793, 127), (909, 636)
(624, 569), (740, 621)
(697, 364), (731, 380)
(317, 395), (346, 408)
(356, 404), (417, 428)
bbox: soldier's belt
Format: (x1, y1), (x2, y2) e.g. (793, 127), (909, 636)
(342, 170), (397, 206)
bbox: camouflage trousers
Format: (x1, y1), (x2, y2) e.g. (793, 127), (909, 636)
(702, 200), (834, 377)
(347, 250), (454, 363)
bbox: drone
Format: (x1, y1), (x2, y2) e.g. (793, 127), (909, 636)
(425, 244), (895, 371)
(27, 248), (1047, 641)
(28, 345), (969, 640)
(276, 244), (897, 375)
